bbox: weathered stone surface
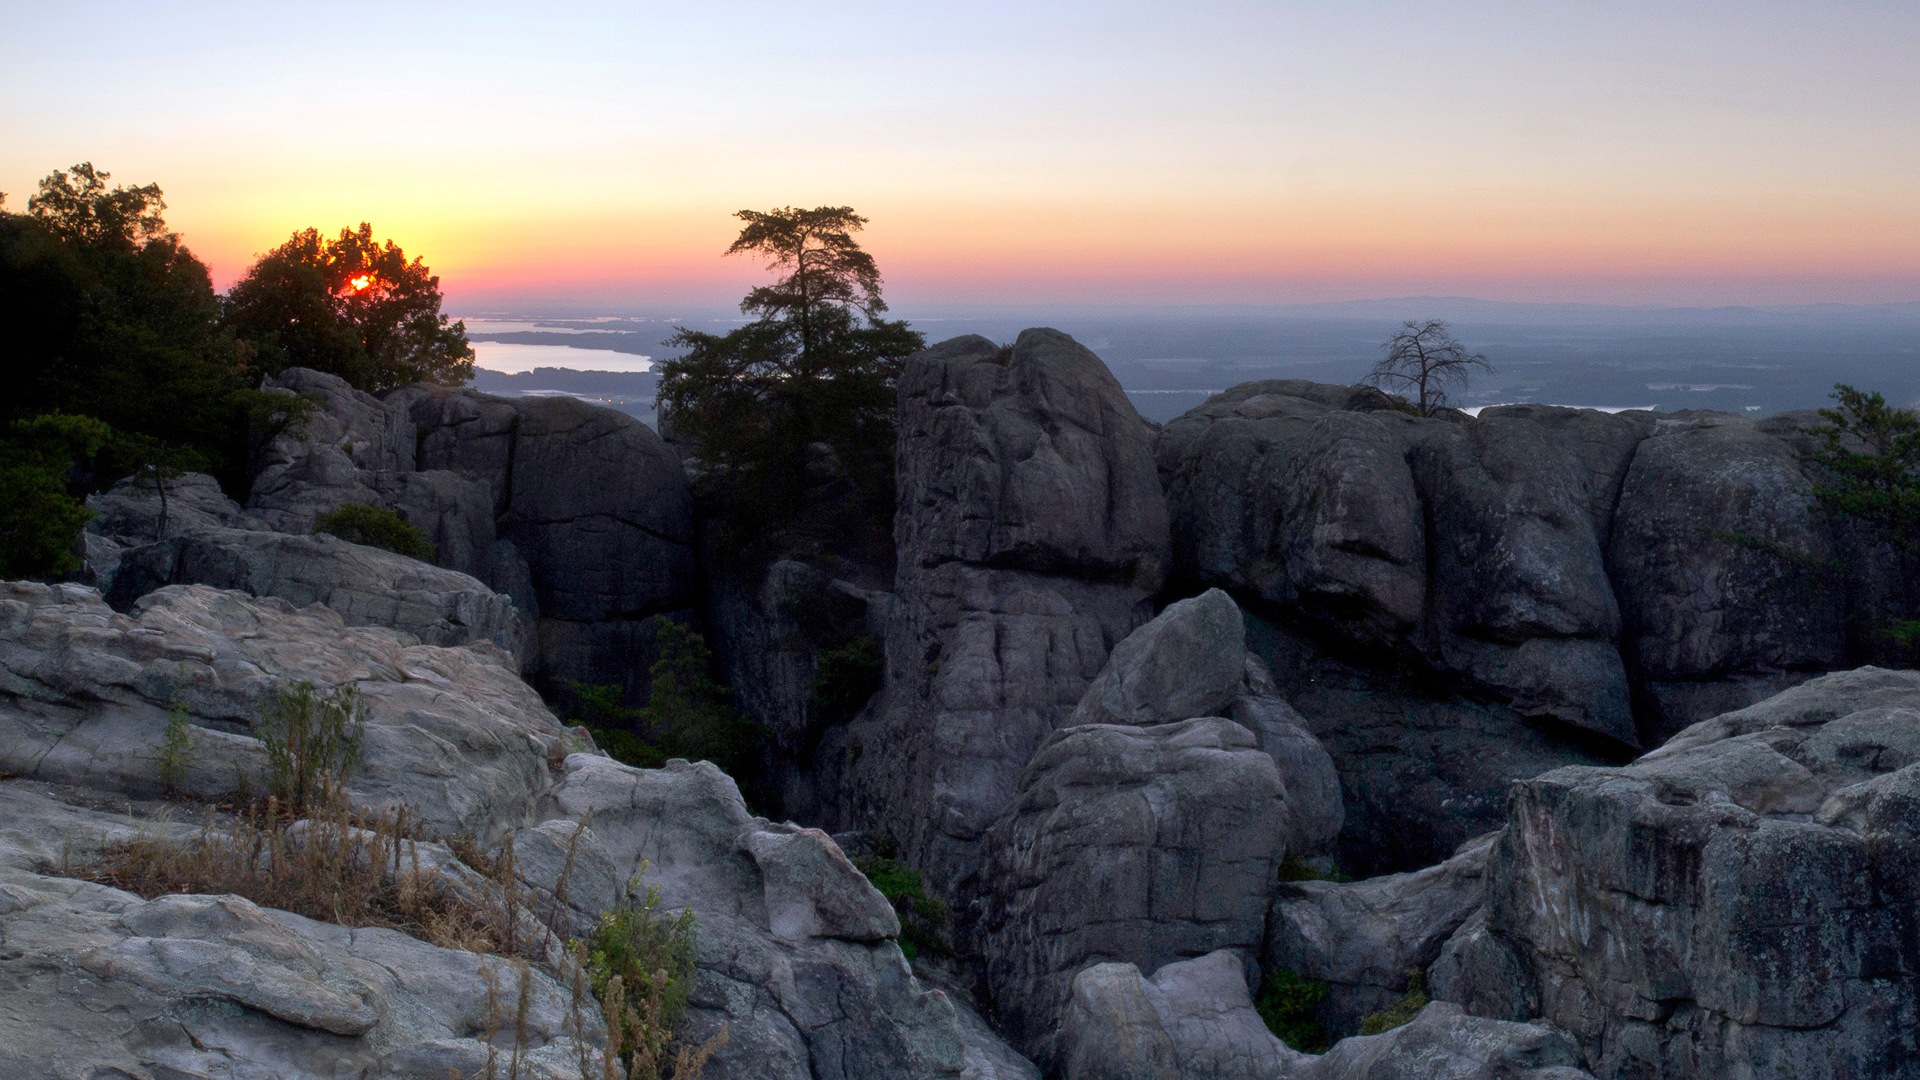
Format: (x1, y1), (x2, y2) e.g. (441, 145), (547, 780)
(1483, 667), (1920, 1079)
(838, 330), (1169, 911)
(86, 470), (255, 543)
(0, 581), (565, 843)
(542, 754), (1026, 1080)
(1158, 384), (1428, 650)
(980, 716), (1287, 1066)
(1062, 951), (1307, 1080)
(1067, 587), (1246, 729)
(1267, 835), (1496, 1034)
(1607, 416), (1847, 742)
(105, 526), (533, 665)
(1235, 654), (1345, 858)
(249, 369), (698, 695)
(1409, 406), (1649, 747)
(1300, 1002), (1593, 1080)
(0, 786), (601, 1080)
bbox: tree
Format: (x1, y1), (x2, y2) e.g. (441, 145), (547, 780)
(0, 164), (252, 486)
(1808, 384), (1920, 661)
(223, 223), (474, 392)
(0, 413), (111, 579)
(656, 207), (924, 527)
(1364, 320), (1490, 416)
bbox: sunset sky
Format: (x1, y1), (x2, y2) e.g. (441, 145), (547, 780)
(5, 1), (1918, 310)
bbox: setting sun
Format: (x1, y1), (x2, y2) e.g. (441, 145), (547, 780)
(347, 274), (373, 292)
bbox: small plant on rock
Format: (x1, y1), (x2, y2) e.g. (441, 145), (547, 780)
(852, 843), (950, 961)
(156, 693), (196, 796)
(575, 870), (712, 1079)
(312, 501), (436, 561)
(1255, 967), (1331, 1053)
(1359, 970), (1429, 1035)
(256, 681), (365, 811)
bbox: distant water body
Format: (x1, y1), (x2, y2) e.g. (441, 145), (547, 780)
(470, 340), (652, 374)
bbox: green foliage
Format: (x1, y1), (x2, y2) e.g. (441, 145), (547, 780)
(222, 222), (474, 392)
(851, 851), (950, 961)
(1811, 384), (1920, 550)
(0, 413), (112, 578)
(312, 502), (436, 561)
(1359, 971), (1429, 1035)
(657, 206), (924, 533)
(0, 164), (255, 490)
(1255, 967), (1331, 1053)
(579, 875), (699, 1063)
(812, 634), (882, 723)
(256, 682), (366, 810)
(564, 623), (764, 782)
(158, 694), (196, 796)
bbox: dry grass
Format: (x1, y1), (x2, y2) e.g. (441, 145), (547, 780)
(92, 794), (539, 959)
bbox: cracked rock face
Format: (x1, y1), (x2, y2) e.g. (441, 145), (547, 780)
(249, 368), (697, 695)
(0, 580), (565, 843)
(980, 716), (1287, 1068)
(1483, 667), (1920, 1079)
(838, 330), (1170, 911)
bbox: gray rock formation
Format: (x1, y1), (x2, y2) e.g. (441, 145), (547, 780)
(87, 470), (257, 542)
(1060, 951), (1592, 1080)
(1062, 951), (1309, 1080)
(105, 526), (533, 665)
(0, 581), (565, 843)
(1266, 835), (1496, 1034)
(248, 368), (697, 695)
(1234, 654), (1345, 858)
(1066, 587), (1247, 729)
(1482, 667), (1920, 1079)
(541, 753), (1012, 1080)
(1607, 415), (1846, 742)
(980, 716), (1287, 1066)
(836, 329), (1170, 908)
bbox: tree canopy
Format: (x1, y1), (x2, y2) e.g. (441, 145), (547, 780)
(223, 222), (474, 392)
(657, 206), (924, 528)
(1364, 320), (1490, 416)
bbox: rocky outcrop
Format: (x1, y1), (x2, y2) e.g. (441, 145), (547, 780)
(0, 581), (564, 842)
(836, 329), (1170, 908)
(1607, 416), (1846, 742)
(104, 526), (533, 665)
(1266, 835), (1496, 1034)
(1060, 951), (1593, 1080)
(1480, 667), (1920, 1079)
(980, 716), (1287, 1066)
(249, 368), (697, 695)
(1061, 951), (1309, 1080)
(87, 470), (257, 542)
(540, 754), (1018, 1080)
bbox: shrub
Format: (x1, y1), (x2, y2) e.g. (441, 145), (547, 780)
(851, 852), (950, 961)
(157, 694), (195, 796)
(1359, 970), (1428, 1035)
(577, 875), (702, 1077)
(1255, 967), (1331, 1053)
(256, 681), (366, 811)
(313, 502), (435, 561)
(0, 412), (111, 578)
(812, 634), (882, 724)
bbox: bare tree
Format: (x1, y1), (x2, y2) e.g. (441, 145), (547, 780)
(1364, 320), (1490, 416)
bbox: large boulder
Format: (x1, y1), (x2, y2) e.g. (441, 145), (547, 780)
(1062, 951), (1308, 1080)
(86, 470), (256, 543)
(979, 716), (1287, 1067)
(1066, 587), (1246, 729)
(1157, 383), (1428, 650)
(1482, 667), (1920, 1079)
(248, 369), (698, 695)
(1299, 1002), (1594, 1080)
(1266, 835), (1496, 1034)
(104, 526), (533, 665)
(0, 581), (564, 843)
(837, 330), (1170, 908)
(1409, 406), (1650, 748)
(540, 754), (1033, 1080)
(1607, 416), (1847, 742)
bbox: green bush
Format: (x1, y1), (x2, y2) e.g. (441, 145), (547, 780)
(1359, 971), (1428, 1035)
(256, 681), (365, 810)
(0, 412), (112, 579)
(312, 502), (435, 561)
(579, 875), (699, 1065)
(563, 621), (765, 787)
(1255, 967), (1331, 1053)
(158, 694), (196, 796)
(812, 634), (882, 723)
(851, 851), (950, 961)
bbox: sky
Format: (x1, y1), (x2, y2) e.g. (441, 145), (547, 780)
(4, 1), (1919, 311)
